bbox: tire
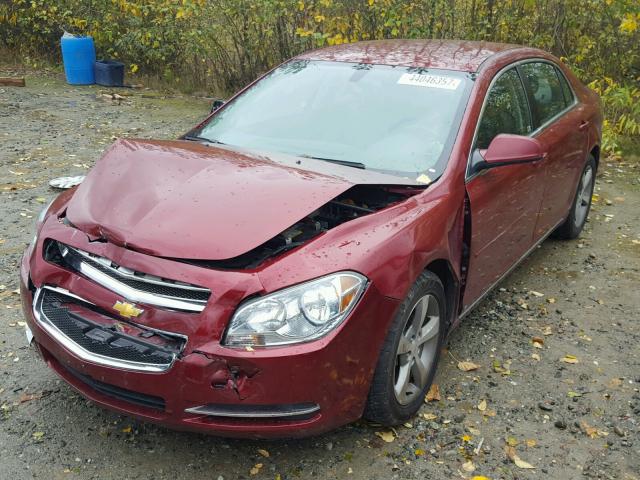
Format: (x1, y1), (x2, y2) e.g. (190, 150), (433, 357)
(553, 155), (596, 240)
(364, 271), (446, 426)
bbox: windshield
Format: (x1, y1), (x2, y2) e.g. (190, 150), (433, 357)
(194, 60), (471, 181)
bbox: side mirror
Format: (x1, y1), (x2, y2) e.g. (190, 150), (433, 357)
(210, 99), (225, 113)
(477, 134), (545, 171)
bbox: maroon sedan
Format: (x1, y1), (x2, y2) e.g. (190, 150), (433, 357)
(20, 40), (601, 437)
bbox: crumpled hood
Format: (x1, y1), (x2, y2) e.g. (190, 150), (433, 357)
(66, 139), (419, 260)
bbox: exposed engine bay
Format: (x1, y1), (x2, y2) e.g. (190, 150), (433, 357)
(181, 185), (419, 270)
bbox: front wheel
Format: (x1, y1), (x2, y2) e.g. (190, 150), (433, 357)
(364, 271), (445, 426)
(553, 155), (596, 240)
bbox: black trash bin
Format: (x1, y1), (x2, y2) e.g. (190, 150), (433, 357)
(94, 60), (124, 87)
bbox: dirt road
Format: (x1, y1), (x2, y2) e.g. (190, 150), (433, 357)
(1, 72), (639, 480)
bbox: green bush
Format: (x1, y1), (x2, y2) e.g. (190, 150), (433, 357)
(1, 0), (638, 152)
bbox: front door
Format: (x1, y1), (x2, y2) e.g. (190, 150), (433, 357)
(462, 67), (545, 310)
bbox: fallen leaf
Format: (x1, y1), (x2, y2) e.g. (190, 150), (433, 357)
(530, 290), (544, 297)
(513, 456), (535, 469)
(250, 463), (263, 475)
(525, 439), (537, 447)
(492, 359), (511, 375)
(471, 477), (492, 480)
(257, 448), (270, 458)
(506, 436), (519, 446)
(608, 378), (623, 388)
(462, 460), (476, 472)
(121, 426), (132, 433)
(477, 399), (487, 412)
(375, 430), (395, 443)
(505, 445), (535, 469)
(462, 434), (472, 442)
(425, 384), (441, 402)
(531, 353), (541, 361)
(561, 354), (579, 364)
(20, 392), (43, 403)
(458, 361), (481, 372)
(579, 420), (599, 438)
(579, 332), (592, 342)
(422, 413), (437, 420)
(546, 297), (556, 304)
(532, 336), (544, 348)
(32, 431), (45, 440)
(542, 325), (553, 335)
(414, 448), (425, 456)
(567, 391), (582, 398)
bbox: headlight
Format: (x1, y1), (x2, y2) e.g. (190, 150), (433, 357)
(224, 272), (367, 347)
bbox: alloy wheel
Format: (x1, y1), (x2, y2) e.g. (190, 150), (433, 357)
(393, 294), (441, 405)
(574, 165), (594, 228)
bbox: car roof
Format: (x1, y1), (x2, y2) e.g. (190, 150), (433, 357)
(296, 39), (524, 72)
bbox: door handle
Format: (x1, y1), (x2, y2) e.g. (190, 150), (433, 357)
(578, 120), (590, 131)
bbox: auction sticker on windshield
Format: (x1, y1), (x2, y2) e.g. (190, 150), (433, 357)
(397, 73), (461, 90)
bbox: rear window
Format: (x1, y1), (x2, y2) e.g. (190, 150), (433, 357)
(520, 62), (567, 126)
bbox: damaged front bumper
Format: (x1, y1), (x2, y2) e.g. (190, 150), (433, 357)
(20, 225), (400, 438)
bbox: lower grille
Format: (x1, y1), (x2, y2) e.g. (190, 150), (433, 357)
(33, 286), (186, 372)
(64, 364), (165, 410)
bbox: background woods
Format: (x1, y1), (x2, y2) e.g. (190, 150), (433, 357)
(1, 0), (638, 152)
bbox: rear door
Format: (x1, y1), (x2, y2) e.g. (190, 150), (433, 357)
(518, 62), (588, 238)
(462, 66), (545, 310)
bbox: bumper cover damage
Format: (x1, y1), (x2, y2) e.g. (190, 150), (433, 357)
(17, 138), (428, 437)
(20, 230), (400, 437)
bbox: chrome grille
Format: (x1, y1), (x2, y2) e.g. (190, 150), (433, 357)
(48, 241), (211, 312)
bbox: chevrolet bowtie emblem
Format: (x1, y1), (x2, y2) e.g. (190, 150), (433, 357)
(113, 301), (144, 319)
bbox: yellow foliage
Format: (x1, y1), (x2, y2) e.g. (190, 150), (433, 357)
(0, 0), (637, 154)
(619, 13), (638, 33)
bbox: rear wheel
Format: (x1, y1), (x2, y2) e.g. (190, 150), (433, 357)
(364, 271), (445, 426)
(553, 155), (596, 240)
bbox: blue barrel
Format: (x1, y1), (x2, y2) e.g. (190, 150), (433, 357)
(61, 35), (96, 85)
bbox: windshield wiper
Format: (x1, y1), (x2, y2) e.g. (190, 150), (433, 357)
(299, 155), (365, 170)
(182, 134), (226, 145)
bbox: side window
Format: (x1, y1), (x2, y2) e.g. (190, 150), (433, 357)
(476, 68), (532, 150)
(520, 62), (567, 126)
(556, 67), (575, 106)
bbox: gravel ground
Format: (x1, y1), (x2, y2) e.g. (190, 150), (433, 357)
(1, 72), (639, 480)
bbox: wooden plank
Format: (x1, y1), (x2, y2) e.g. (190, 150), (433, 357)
(0, 77), (25, 87)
